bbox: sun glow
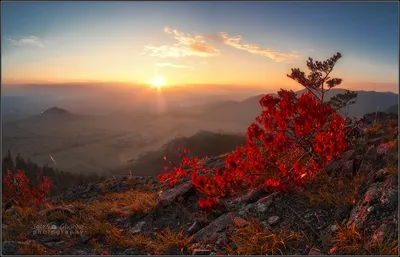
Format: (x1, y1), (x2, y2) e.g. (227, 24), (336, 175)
(148, 76), (166, 89)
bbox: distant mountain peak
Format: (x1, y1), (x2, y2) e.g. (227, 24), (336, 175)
(41, 107), (71, 116)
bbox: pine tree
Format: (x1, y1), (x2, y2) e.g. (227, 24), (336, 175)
(15, 153), (28, 173)
(287, 52), (357, 114)
(2, 150), (15, 176)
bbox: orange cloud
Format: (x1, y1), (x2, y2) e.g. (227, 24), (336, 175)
(218, 32), (301, 62)
(155, 62), (194, 69)
(143, 27), (220, 58)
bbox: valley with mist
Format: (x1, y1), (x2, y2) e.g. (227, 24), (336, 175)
(2, 84), (398, 178)
(2, 85), (251, 177)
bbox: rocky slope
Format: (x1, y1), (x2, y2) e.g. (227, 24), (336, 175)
(2, 112), (398, 255)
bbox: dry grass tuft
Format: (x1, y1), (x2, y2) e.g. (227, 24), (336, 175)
(304, 173), (365, 208)
(73, 189), (159, 223)
(103, 189), (159, 213)
(124, 233), (153, 251)
(89, 240), (105, 255)
(3, 205), (49, 241)
(112, 227), (193, 254)
(368, 235), (399, 255)
(332, 223), (362, 254)
(365, 123), (384, 135)
(225, 218), (301, 255)
(151, 227), (194, 254)
(17, 242), (47, 255)
(85, 221), (115, 238)
(331, 223), (398, 255)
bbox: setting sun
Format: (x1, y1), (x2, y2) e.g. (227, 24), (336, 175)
(148, 76), (166, 89)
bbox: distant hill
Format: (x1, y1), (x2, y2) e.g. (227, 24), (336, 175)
(116, 131), (247, 177)
(195, 94), (267, 125)
(295, 89), (398, 117)
(21, 107), (96, 125)
(23, 106), (80, 124)
(385, 104), (398, 114)
(41, 106), (72, 116)
(196, 89), (398, 123)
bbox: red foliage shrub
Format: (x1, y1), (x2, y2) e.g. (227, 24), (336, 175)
(158, 89), (349, 209)
(2, 169), (52, 207)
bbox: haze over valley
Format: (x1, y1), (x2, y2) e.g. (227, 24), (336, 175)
(2, 84), (398, 176)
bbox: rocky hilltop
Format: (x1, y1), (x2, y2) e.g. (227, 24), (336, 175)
(2, 112), (398, 255)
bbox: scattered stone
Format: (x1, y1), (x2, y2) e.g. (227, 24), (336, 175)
(78, 235), (92, 245)
(364, 185), (382, 205)
(237, 187), (266, 204)
(193, 249), (212, 255)
(73, 250), (89, 255)
(192, 213), (234, 243)
(374, 169), (390, 181)
(308, 248), (322, 255)
(128, 211), (148, 226)
(371, 223), (389, 245)
(123, 248), (143, 255)
(40, 206), (75, 216)
(43, 241), (65, 248)
(35, 235), (62, 244)
(380, 189), (398, 210)
(341, 160), (355, 176)
(187, 221), (202, 235)
(348, 183), (382, 229)
(2, 241), (19, 255)
(330, 224), (338, 232)
(367, 206), (374, 213)
(255, 192), (277, 213)
(158, 180), (193, 204)
(130, 221), (147, 234)
(339, 150), (356, 160)
(233, 217), (250, 228)
(4, 199), (19, 210)
(216, 233), (228, 245)
(238, 203), (253, 216)
(5, 206), (19, 217)
(267, 216), (280, 226)
(304, 213), (314, 219)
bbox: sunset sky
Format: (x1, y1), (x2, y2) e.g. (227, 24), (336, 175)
(2, 1), (399, 92)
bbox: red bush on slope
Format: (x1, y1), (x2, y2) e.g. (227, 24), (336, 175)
(158, 90), (349, 209)
(3, 169), (52, 207)
(158, 53), (354, 209)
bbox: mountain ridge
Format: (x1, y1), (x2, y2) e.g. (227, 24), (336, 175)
(196, 89), (398, 123)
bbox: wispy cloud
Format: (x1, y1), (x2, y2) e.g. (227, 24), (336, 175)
(144, 27), (301, 62)
(7, 36), (44, 47)
(143, 27), (220, 58)
(216, 32), (301, 62)
(155, 62), (194, 69)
